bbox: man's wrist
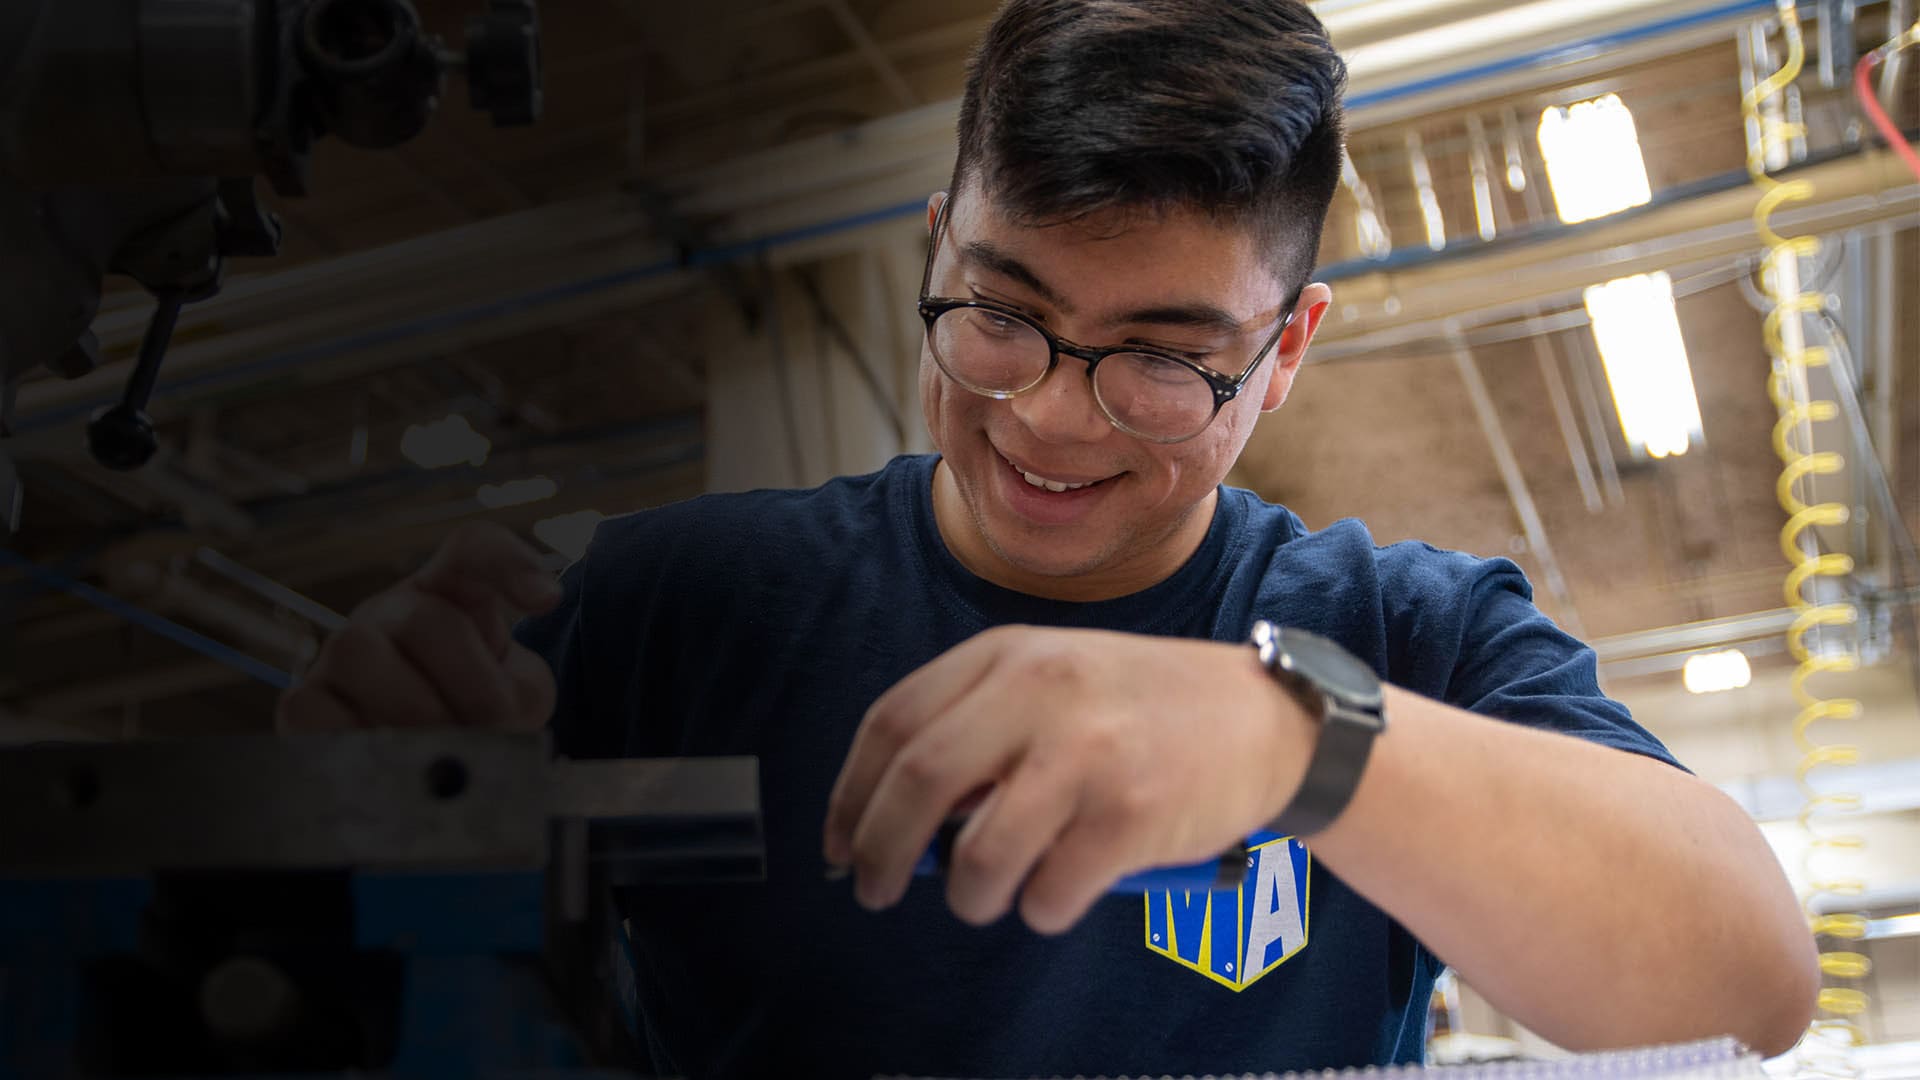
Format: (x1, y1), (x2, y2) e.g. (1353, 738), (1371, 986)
(1246, 622), (1387, 838)
(1241, 643), (1317, 831)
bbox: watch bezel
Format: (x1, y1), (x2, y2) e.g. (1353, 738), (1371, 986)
(1252, 621), (1386, 720)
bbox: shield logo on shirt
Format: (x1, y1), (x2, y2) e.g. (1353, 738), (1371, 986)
(1143, 834), (1310, 990)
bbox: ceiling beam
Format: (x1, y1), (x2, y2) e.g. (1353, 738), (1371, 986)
(826, 0), (919, 108)
(645, 17), (983, 126)
(1447, 329), (1584, 635)
(1312, 153), (1919, 350)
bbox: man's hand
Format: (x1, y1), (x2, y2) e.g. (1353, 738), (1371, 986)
(822, 625), (1310, 934)
(274, 521), (562, 731)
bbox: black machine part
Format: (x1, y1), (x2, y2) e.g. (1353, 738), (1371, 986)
(0, 0), (542, 475)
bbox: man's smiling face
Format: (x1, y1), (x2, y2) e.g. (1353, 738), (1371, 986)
(919, 183), (1331, 602)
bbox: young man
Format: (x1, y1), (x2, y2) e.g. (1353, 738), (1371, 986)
(277, 1), (1819, 1076)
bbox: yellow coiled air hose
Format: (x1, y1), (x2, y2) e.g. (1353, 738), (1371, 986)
(1741, 3), (1871, 1071)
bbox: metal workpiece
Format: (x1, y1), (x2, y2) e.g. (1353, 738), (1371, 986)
(0, 730), (550, 873)
(0, 733), (760, 1075)
(0, 730), (764, 881)
(556, 752), (766, 886)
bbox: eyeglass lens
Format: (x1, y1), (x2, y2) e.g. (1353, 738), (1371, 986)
(928, 307), (1220, 441)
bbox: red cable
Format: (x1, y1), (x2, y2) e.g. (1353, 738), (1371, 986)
(1855, 49), (1920, 183)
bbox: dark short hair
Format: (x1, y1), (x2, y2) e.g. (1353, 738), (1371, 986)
(952, 0), (1347, 308)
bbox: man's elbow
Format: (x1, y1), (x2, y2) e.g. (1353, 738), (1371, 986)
(1745, 925), (1820, 1059)
(1696, 783), (1821, 1060)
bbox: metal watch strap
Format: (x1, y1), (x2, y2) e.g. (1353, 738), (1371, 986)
(1269, 701), (1378, 838)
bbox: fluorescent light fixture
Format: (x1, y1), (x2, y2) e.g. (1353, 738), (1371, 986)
(1682, 649), (1752, 694)
(1582, 271), (1704, 459)
(1470, 162), (1497, 243)
(533, 509), (605, 561)
(1504, 129), (1528, 192)
(1418, 191), (1446, 250)
(477, 475), (558, 509)
(400, 414), (491, 469)
(1341, 155), (1392, 259)
(1538, 94), (1652, 224)
(1406, 130), (1446, 251)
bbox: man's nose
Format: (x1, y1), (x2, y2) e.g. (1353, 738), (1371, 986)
(1009, 359), (1112, 444)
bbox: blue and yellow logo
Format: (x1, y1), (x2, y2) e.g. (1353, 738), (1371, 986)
(1143, 833), (1310, 990)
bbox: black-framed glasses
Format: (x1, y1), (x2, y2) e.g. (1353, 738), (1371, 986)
(916, 195), (1295, 444)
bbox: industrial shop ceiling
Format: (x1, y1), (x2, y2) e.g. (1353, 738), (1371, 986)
(0, 0), (1913, 740)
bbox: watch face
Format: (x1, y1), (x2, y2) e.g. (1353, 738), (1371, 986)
(1274, 627), (1384, 709)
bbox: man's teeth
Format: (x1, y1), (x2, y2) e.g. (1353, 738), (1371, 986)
(1020, 468), (1095, 493)
(1001, 452), (1105, 492)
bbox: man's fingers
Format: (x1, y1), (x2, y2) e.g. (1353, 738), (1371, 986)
(312, 624), (454, 728)
(1017, 817), (1138, 936)
(412, 522), (562, 652)
(863, 627), (1014, 733)
(361, 589), (521, 727)
(271, 523), (565, 732)
(503, 642), (558, 730)
(824, 629), (1013, 866)
(845, 693), (1022, 910)
(943, 752), (1080, 926)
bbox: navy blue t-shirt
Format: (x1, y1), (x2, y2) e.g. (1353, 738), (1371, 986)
(514, 453), (1679, 1079)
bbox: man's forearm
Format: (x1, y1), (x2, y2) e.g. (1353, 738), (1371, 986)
(1301, 685), (1818, 1057)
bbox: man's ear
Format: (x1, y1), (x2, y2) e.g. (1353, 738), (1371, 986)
(927, 190), (948, 234)
(1261, 282), (1333, 412)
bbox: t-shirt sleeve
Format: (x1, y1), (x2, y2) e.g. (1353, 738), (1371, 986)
(1443, 561), (1684, 771)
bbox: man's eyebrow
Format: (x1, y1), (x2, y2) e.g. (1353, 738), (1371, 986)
(960, 238), (1261, 339)
(959, 240), (1073, 313)
(1107, 303), (1247, 338)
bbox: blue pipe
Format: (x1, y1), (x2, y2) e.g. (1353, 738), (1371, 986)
(0, 547), (292, 690)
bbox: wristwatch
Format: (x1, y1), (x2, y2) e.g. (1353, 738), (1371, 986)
(1250, 620), (1386, 838)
